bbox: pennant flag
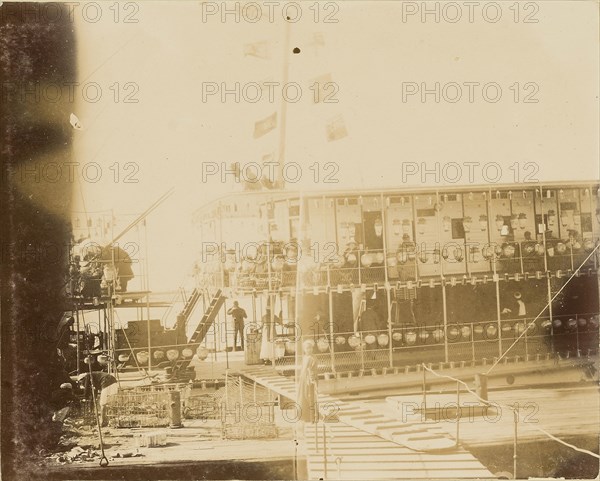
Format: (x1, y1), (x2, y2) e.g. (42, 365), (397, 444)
(253, 112), (277, 139)
(243, 41), (270, 59)
(69, 113), (83, 130)
(310, 73), (334, 104)
(325, 115), (348, 142)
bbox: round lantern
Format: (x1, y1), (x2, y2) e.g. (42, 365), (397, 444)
(567, 318), (577, 330)
(153, 350), (165, 360)
(197, 346), (209, 360)
(583, 239), (594, 252)
(524, 243), (535, 255)
(361, 253), (374, 267)
(534, 243), (545, 256)
(405, 331), (417, 345)
(461, 326), (472, 339)
(502, 323), (512, 333)
(375, 252), (384, 265)
(317, 337), (330, 352)
(392, 331), (403, 342)
(166, 349), (179, 361)
(432, 329), (444, 342)
(556, 242), (567, 255)
(418, 331), (429, 341)
(118, 354), (129, 362)
(503, 244), (516, 258)
(547, 246), (555, 257)
(589, 316), (599, 329)
(335, 336), (346, 346)
(448, 327), (459, 339)
(182, 348), (194, 358)
(474, 325), (484, 335)
(346, 252), (358, 266)
(348, 335), (361, 349)
(552, 319), (562, 329)
(364, 334), (376, 345)
(486, 325), (498, 338)
(577, 318), (587, 328)
(136, 351), (149, 365)
(541, 319), (552, 330)
(377, 333), (389, 347)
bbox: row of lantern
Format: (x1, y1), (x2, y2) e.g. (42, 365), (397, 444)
(281, 317), (598, 354)
(116, 345), (212, 366)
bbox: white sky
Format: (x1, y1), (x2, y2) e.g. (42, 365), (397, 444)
(71, 1), (599, 291)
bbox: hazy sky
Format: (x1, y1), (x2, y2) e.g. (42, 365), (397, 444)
(72, 1), (599, 290)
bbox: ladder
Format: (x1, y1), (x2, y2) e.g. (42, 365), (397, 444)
(171, 289), (225, 377)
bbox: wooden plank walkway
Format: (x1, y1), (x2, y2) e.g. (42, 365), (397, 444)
(239, 366), (494, 480)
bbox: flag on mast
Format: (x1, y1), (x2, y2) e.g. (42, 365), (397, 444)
(325, 114), (348, 141)
(253, 112), (277, 139)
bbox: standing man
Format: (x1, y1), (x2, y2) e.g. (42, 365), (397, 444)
(227, 301), (248, 351)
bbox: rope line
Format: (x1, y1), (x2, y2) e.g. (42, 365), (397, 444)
(486, 243), (600, 375)
(421, 364), (600, 460)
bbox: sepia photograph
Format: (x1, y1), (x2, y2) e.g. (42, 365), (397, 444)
(1, 1), (599, 480)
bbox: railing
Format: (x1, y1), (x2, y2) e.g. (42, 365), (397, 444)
(271, 313), (599, 374)
(196, 242), (598, 290)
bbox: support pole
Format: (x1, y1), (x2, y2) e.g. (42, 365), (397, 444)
(328, 287), (335, 373)
(513, 405), (519, 479)
(442, 283), (449, 363)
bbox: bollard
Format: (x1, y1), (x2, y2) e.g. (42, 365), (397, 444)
(168, 390), (182, 428)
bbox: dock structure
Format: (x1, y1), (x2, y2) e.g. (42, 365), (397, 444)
(240, 366), (495, 480)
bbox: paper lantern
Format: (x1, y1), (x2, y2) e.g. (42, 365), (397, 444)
(556, 242), (567, 255)
(502, 324), (512, 333)
(153, 350), (165, 360)
(346, 252), (358, 266)
(448, 327), (459, 338)
(335, 336), (346, 346)
(375, 252), (384, 264)
(197, 346), (209, 360)
(392, 331), (403, 342)
(541, 319), (552, 329)
(514, 322), (526, 335)
(589, 317), (599, 329)
(364, 334), (376, 345)
(552, 319), (562, 329)
(578, 318), (587, 328)
(479, 215), (488, 231)
(377, 333), (389, 347)
(534, 243), (545, 256)
(486, 325), (498, 338)
(567, 318), (577, 330)
(118, 354), (129, 362)
(182, 348), (194, 358)
(317, 337), (330, 352)
(136, 351), (149, 365)
(432, 329), (444, 342)
(361, 253), (374, 267)
(461, 326), (472, 339)
(418, 331), (429, 341)
(583, 239), (594, 252)
(474, 325), (484, 335)
(405, 332), (417, 345)
(166, 349), (179, 361)
(348, 335), (361, 349)
(503, 244), (516, 258)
